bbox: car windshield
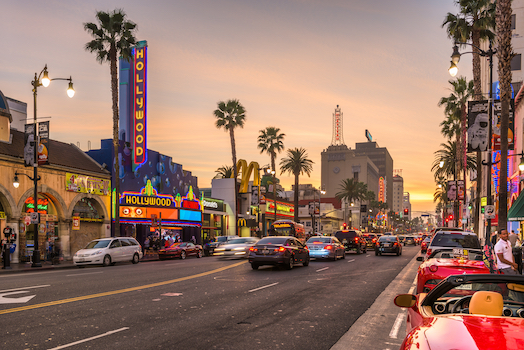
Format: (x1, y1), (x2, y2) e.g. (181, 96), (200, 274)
(436, 282), (524, 305)
(307, 237), (332, 244)
(379, 237), (397, 242)
(85, 240), (110, 249)
(217, 237), (229, 242)
(257, 237), (288, 245)
(228, 238), (256, 244)
(431, 233), (481, 249)
(429, 249), (484, 261)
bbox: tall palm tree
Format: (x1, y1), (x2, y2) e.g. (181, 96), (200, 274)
(257, 127), (285, 221)
(335, 179), (369, 228)
(84, 9), (137, 237)
(496, 0), (513, 232)
(214, 99), (246, 235)
(279, 148), (314, 223)
(214, 165), (233, 179)
(443, 0), (495, 233)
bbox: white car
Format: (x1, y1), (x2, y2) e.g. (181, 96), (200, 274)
(73, 237), (143, 267)
(213, 237), (260, 258)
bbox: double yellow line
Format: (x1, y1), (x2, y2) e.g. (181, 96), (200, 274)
(1, 260), (247, 315)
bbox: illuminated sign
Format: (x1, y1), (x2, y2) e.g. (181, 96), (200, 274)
(124, 195), (172, 208)
(25, 197), (48, 214)
(378, 177), (385, 202)
(273, 223), (292, 228)
(180, 210), (202, 222)
(133, 44), (147, 167)
(66, 172), (111, 196)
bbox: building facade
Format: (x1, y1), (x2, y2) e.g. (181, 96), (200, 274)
(392, 175), (404, 214)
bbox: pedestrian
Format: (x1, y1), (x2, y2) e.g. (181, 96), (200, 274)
(509, 230), (520, 247)
(491, 230), (498, 246)
(495, 230), (519, 275)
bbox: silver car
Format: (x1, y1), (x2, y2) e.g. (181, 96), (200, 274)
(306, 236), (345, 260)
(73, 237), (143, 267)
(213, 237), (260, 258)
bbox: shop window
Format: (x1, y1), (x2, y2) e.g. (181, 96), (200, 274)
(73, 198), (101, 220)
(306, 222), (311, 227)
(511, 54), (521, 71)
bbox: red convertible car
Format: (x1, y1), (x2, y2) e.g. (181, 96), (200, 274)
(416, 249), (490, 294)
(395, 274), (524, 350)
(158, 242), (203, 260)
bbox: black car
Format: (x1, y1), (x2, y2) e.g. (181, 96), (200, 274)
(248, 236), (309, 270)
(362, 233), (378, 248)
(375, 235), (402, 256)
(334, 230), (367, 254)
(404, 236), (416, 246)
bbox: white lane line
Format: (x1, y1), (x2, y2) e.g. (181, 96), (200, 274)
(248, 282), (279, 293)
(366, 254), (370, 257)
(48, 327), (130, 350)
(408, 286), (415, 294)
(0, 284), (50, 293)
(389, 311), (407, 339)
(316, 267), (329, 272)
(66, 272), (104, 277)
(347, 259), (355, 263)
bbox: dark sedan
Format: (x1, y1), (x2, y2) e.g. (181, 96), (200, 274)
(158, 242), (203, 260)
(249, 236), (310, 270)
(375, 235), (402, 256)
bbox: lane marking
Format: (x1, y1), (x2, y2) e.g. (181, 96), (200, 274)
(0, 284), (50, 293)
(366, 254), (370, 257)
(316, 267), (329, 272)
(0, 291), (36, 304)
(347, 259), (355, 263)
(248, 282), (279, 293)
(66, 272), (104, 277)
(0, 260), (247, 315)
(389, 311), (407, 339)
(48, 327), (129, 349)
(408, 286), (415, 294)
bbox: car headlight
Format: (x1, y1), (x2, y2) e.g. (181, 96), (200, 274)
(233, 247), (245, 251)
(91, 250), (103, 255)
(215, 248), (225, 252)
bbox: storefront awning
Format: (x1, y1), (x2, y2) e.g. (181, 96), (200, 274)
(508, 191), (524, 221)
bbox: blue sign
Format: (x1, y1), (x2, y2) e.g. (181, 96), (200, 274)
(180, 210), (202, 222)
(493, 81), (514, 100)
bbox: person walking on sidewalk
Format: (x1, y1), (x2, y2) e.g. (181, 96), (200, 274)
(495, 230), (519, 274)
(509, 230), (520, 247)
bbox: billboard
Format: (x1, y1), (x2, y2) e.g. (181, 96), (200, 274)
(467, 100), (489, 152)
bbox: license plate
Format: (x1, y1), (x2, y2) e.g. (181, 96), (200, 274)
(383, 243), (390, 247)
(311, 246), (320, 250)
(78, 258), (84, 262)
(262, 249), (269, 254)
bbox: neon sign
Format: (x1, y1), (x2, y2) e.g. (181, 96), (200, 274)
(25, 197), (48, 214)
(133, 44), (147, 167)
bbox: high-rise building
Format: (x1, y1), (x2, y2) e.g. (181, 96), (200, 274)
(403, 192), (412, 221)
(392, 174), (404, 214)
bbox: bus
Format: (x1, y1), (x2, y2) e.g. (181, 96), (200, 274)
(268, 220), (306, 243)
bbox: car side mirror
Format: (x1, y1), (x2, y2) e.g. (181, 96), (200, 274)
(394, 294), (417, 308)
(416, 256), (424, 261)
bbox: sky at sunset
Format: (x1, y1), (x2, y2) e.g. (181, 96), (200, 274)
(2, 0), (474, 215)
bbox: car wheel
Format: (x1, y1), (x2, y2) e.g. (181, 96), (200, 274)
(375, 250), (378, 256)
(180, 251), (186, 260)
(132, 253), (139, 264)
(197, 250), (203, 258)
(251, 263), (259, 270)
(333, 252), (338, 261)
(396, 249), (400, 256)
(286, 255), (294, 270)
(303, 256), (310, 266)
(363, 245), (367, 253)
(341, 251), (345, 259)
(102, 255), (111, 267)
(356, 246), (361, 255)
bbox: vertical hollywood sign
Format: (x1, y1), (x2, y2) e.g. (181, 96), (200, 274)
(335, 112), (340, 140)
(378, 177), (385, 203)
(134, 46), (147, 166)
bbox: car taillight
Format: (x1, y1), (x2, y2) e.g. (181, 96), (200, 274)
(325, 245), (332, 250)
(427, 249), (432, 256)
(373, 238), (376, 243)
(355, 237), (359, 242)
(249, 247), (257, 252)
(393, 242), (398, 246)
(429, 265), (438, 272)
(276, 246), (286, 252)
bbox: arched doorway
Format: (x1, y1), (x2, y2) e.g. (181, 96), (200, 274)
(70, 197), (107, 255)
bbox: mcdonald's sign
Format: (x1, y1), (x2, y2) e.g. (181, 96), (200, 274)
(238, 218), (247, 227)
(231, 160), (260, 193)
(237, 218), (257, 227)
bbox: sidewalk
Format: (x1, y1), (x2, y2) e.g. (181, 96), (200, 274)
(0, 251), (160, 274)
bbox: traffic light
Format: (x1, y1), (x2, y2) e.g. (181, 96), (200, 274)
(342, 223), (347, 229)
(448, 214), (454, 220)
(403, 208), (409, 216)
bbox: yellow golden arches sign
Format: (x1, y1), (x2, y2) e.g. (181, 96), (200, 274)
(238, 218), (247, 227)
(231, 160), (260, 193)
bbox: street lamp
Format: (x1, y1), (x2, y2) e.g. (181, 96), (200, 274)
(450, 41), (496, 237)
(22, 65), (74, 267)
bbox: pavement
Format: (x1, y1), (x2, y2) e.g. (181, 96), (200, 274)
(0, 251), (160, 273)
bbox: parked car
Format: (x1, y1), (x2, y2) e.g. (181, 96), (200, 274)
(249, 236), (309, 270)
(203, 235), (239, 256)
(404, 235), (416, 246)
(425, 231), (481, 260)
(362, 233), (378, 248)
(213, 237), (259, 258)
(394, 274), (524, 349)
(375, 235), (402, 256)
(398, 235), (406, 244)
(420, 237), (431, 254)
(73, 237), (143, 267)
(334, 229), (367, 254)
(415, 248), (489, 294)
(306, 236), (345, 260)
(158, 242), (203, 260)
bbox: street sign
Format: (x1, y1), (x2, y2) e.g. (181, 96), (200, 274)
(485, 205), (496, 219)
(30, 212), (39, 224)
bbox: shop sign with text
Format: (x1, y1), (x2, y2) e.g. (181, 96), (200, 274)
(66, 173), (111, 196)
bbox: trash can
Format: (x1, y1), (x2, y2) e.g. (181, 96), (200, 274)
(512, 247), (523, 274)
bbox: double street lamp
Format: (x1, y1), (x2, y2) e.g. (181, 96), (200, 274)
(13, 65), (74, 267)
(449, 41), (496, 238)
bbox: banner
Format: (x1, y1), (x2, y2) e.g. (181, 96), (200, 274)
(72, 216), (80, 230)
(492, 99), (514, 151)
(447, 180), (457, 201)
(457, 180), (464, 201)
(38, 121), (49, 165)
(66, 173), (111, 196)
(251, 186), (259, 206)
(467, 100), (489, 152)
(24, 124), (36, 167)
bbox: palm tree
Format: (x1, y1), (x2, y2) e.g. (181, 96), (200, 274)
(214, 165), (233, 179)
(279, 148), (314, 223)
(443, 0), (495, 234)
(335, 179), (369, 228)
(214, 99), (246, 235)
(84, 9), (137, 237)
(496, 0), (513, 232)
(257, 127), (285, 221)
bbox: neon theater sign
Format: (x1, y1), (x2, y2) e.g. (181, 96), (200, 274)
(133, 43), (147, 168)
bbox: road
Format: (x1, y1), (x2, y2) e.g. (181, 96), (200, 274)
(1, 245), (420, 350)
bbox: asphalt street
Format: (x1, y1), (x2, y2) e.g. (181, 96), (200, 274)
(1, 245), (420, 350)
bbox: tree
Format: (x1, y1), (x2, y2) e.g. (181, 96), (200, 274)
(214, 99), (246, 235)
(496, 0), (513, 232)
(443, 0), (495, 234)
(214, 165), (233, 179)
(335, 179), (369, 227)
(257, 127), (285, 221)
(84, 9), (137, 236)
(279, 148), (314, 223)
